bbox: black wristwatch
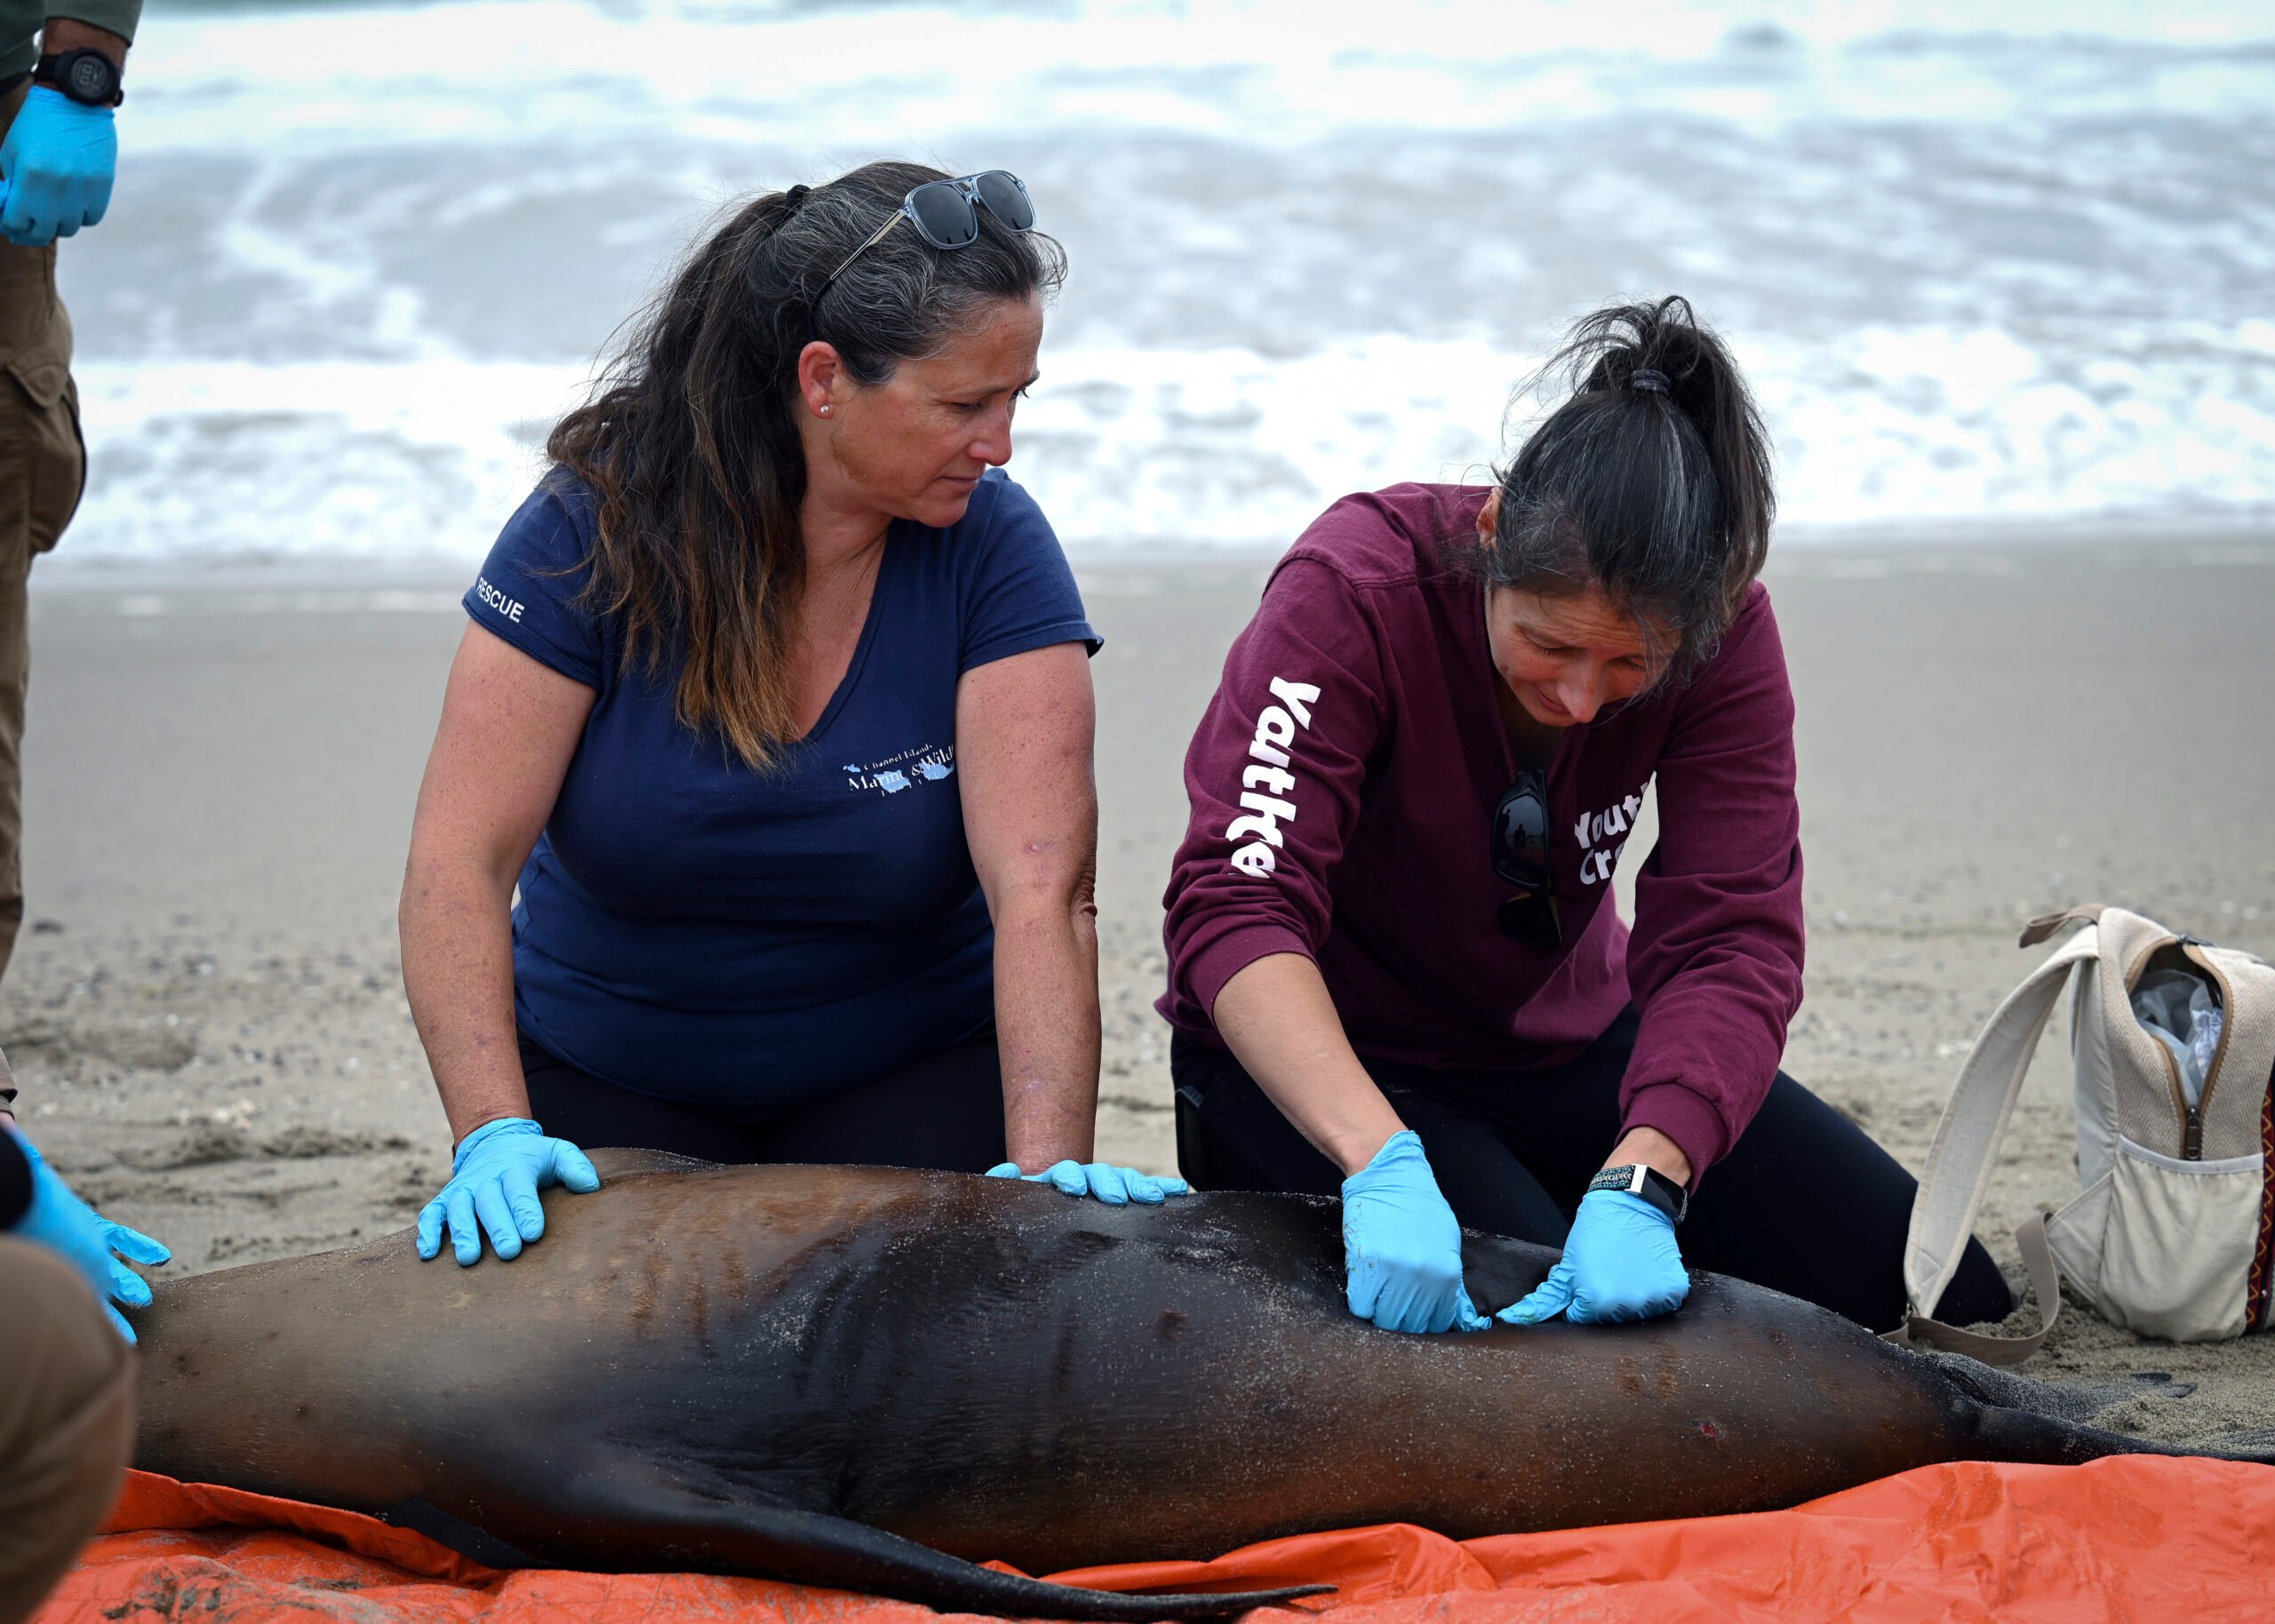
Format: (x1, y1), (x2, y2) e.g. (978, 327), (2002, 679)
(1588, 1163), (1688, 1225)
(34, 49), (124, 108)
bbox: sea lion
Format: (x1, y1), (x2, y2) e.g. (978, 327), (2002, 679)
(132, 1152), (2260, 1618)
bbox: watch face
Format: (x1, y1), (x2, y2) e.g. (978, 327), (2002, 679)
(66, 54), (114, 103)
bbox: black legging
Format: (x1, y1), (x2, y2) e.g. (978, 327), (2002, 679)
(518, 1030), (1007, 1172)
(1171, 1007), (2013, 1332)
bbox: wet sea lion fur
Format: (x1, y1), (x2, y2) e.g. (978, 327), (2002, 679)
(132, 1153), (2266, 1616)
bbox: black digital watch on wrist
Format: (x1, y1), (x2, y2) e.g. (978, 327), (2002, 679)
(33, 49), (124, 108)
(1587, 1162), (1689, 1225)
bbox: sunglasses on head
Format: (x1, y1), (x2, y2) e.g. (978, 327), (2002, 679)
(1490, 768), (1562, 951)
(810, 171), (1036, 319)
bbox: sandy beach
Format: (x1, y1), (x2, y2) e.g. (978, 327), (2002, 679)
(8, 531), (2274, 1446)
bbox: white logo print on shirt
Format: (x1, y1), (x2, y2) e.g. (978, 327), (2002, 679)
(474, 575), (525, 624)
(1574, 788), (1647, 886)
(843, 744), (954, 796)
(1225, 677), (1321, 880)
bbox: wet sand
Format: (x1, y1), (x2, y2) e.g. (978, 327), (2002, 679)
(8, 532), (2275, 1445)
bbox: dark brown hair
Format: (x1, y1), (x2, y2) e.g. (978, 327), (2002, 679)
(1480, 295), (1775, 685)
(547, 161), (1066, 768)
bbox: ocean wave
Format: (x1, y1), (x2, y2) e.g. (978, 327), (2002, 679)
(46, 0), (2275, 563)
(58, 324), (2275, 562)
(124, 0), (2275, 161)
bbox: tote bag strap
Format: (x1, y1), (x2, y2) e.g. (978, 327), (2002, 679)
(1891, 1213), (2064, 1366)
(1881, 917), (2103, 1366)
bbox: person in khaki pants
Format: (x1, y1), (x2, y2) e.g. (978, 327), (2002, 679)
(0, 15), (156, 1618)
(0, 1244), (132, 1624)
(0, 1045), (164, 1623)
(0, 2), (136, 983)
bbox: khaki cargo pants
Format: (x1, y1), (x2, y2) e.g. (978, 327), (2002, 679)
(0, 79), (89, 987)
(0, 1238), (134, 1624)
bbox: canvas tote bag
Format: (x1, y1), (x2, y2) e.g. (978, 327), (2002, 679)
(1887, 904), (2275, 1365)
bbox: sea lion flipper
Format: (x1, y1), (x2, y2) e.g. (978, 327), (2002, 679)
(531, 1469), (1332, 1619)
(387, 1499), (540, 1568)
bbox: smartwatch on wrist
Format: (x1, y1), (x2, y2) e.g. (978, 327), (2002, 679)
(1588, 1162), (1688, 1225)
(33, 49), (124, 108)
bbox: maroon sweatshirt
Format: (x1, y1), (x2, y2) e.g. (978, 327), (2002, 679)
(1158, 483), (1805, 1180)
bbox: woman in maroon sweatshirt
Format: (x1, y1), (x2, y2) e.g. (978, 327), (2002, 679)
(1160, 298), (2010, 1336)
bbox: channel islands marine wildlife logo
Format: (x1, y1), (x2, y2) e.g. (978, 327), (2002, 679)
(843, 744), (955, 796)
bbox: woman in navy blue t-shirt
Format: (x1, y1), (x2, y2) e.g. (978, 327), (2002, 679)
(401, 163), (1184, 1267)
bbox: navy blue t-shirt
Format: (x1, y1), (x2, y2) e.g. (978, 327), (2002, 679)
(463, 468), (1098, 1109)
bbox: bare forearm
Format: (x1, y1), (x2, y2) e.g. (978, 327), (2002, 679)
(1212, 953), (1405, 1177)
(992, 891), (1101, 1170)
(1607, 1126), (1691, 1187)
(400, 860), (529, 1144)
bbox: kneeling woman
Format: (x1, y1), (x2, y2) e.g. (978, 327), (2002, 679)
(403, 163), (1178, 1267)
(1161, 298), (2008, 1334)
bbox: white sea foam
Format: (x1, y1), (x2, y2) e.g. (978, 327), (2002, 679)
(64, 318), (2275, 561)
(45, 0), (2275, 562)
(66, 360), (584, 563)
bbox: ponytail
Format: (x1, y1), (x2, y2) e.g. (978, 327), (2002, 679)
(1480, 296), (1775, 683)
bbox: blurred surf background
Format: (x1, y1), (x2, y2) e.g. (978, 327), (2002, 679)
(50, 0), (2275, 566)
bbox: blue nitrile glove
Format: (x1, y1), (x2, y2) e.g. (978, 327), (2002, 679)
(1499, 1189), (1688, 1325)
(416, 1117), (600, 1266)
(0, 87), (117, 247)
(1341, 1129), (1489, 1333)
(987, 1160), (1192, 1206)
(9, 1129), (170, 1342)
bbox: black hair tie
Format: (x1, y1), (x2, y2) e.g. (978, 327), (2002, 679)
(784, 184), (812, 214)
(1629, 368), (1670, 394)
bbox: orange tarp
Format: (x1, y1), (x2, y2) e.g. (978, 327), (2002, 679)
(37, 1458), (2275, 1622)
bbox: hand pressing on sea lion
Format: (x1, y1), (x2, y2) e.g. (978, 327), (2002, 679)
(1341, 1130), (1491, 1333)
(6, 1127), (171, 1341)
(1499, 1190), (1688, 1325)
(986, 1160), (1192, 1206)
(417, 1118), (601, 1265)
